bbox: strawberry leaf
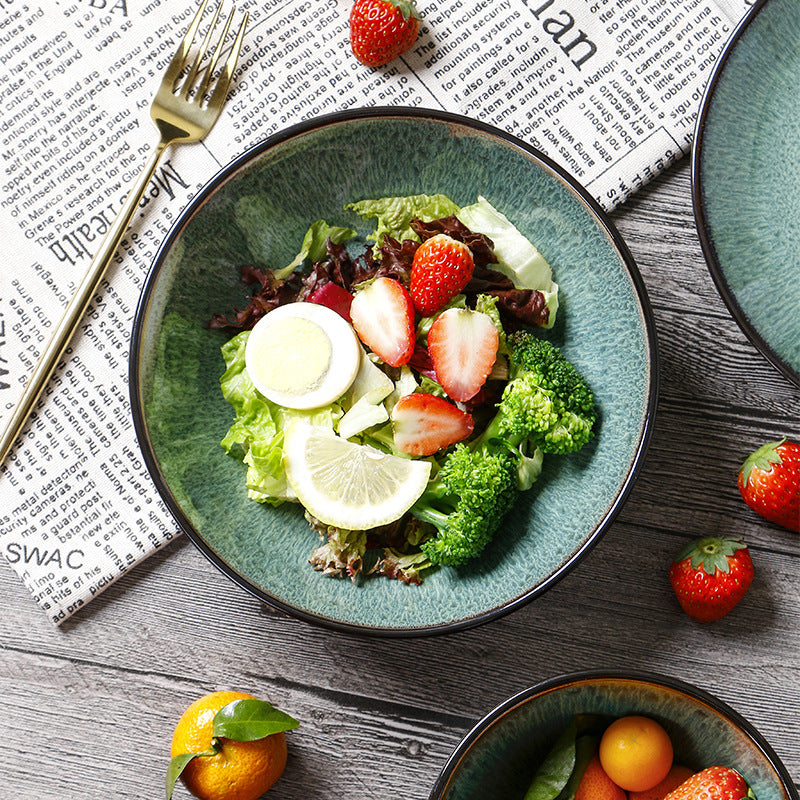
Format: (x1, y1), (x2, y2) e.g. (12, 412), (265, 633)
(389, 0), (421, 20)
(212, 698), (300, 741)
(740, 439), (786, 486)
(165, 742), (220, 800)
(674, 536), (747, 575)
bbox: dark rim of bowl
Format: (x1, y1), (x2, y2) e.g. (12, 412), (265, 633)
(129, 106), (660, 638)
(429, 668), (799, 799)
(691, 0), (800, 388)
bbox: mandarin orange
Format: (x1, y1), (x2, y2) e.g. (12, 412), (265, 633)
(171, 690), (287, 800)
(599, 715), (674, 792)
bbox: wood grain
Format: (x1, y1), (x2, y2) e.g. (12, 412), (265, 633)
(2, 160), (799, 799)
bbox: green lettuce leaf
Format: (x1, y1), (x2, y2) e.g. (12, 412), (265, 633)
(218, 331), (339, 504)
(274, 219), (356, 280)
(457, 196), (559, 327)
(346, 193), (459, 249)
(219, 333), (276, 454)
(524, 719), (578, 800)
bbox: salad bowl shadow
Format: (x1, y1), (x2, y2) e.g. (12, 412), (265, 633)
(429, 671), (799, 800)
(130, 107), (658, 636)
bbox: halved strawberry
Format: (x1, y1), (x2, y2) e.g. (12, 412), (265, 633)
(410, 234), (474, 316)
(427, 308), (499, 402)
(349, 277), (415, 367)
(391, 393), (474, 456)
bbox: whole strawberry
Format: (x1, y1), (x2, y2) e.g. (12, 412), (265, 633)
(410, 234), (474, 316)
(663, 766), (750, 800)
(738, 438), (800, 532)
(668, 537), (754, 623)
(350, 0), (420, 67)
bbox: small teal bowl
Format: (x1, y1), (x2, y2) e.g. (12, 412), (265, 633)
(430, 671), (798, 800)
(130, 108), (658, 636)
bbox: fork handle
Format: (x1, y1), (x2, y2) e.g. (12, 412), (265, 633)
(0, 140), (169, 467)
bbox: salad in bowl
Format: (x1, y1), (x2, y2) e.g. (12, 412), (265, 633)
(208, 193), (596, 585)
(130, 108), (656, 634)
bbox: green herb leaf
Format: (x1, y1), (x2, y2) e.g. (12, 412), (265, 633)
(212, 698), (300, 741)
(165, 744), (219, 800)
(524, 718), (578, 800)
(554, 734), (598, 800)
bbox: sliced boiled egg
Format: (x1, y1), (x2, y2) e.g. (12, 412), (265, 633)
(244, 302), (361, 409)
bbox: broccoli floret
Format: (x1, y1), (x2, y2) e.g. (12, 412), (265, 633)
(410, 331), (596, 566)
(492, 331), (596, 455)
(413, 445), (519, 566)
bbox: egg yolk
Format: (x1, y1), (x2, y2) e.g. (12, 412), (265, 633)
(248, 316), (332, 396)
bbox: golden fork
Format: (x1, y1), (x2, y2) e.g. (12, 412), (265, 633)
(0, 1), (248, 467)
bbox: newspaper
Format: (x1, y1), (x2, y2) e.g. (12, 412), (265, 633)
(0, 0), (749, 624)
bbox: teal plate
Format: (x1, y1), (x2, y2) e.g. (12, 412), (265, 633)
(130, 108), (658, 636)
(693, 0), (800, 386)
(430, 671), (799, 799)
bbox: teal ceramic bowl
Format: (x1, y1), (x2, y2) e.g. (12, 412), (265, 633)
(130, 108), (658, 636)
(692, 0), (800, 386)
(430, 671), (798, 799)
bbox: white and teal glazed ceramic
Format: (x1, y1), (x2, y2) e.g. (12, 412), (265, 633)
(693, 0), (800, 386)
(430, 671), (798, 800)
(130, 108), (658, 635)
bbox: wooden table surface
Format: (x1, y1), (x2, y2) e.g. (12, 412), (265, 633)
(2, 158), (799, 800)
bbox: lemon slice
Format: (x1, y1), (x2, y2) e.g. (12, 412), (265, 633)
(283, 421), (431, 530)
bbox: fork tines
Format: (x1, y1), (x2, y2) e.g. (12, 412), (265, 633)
(168, 0), (248, 106)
